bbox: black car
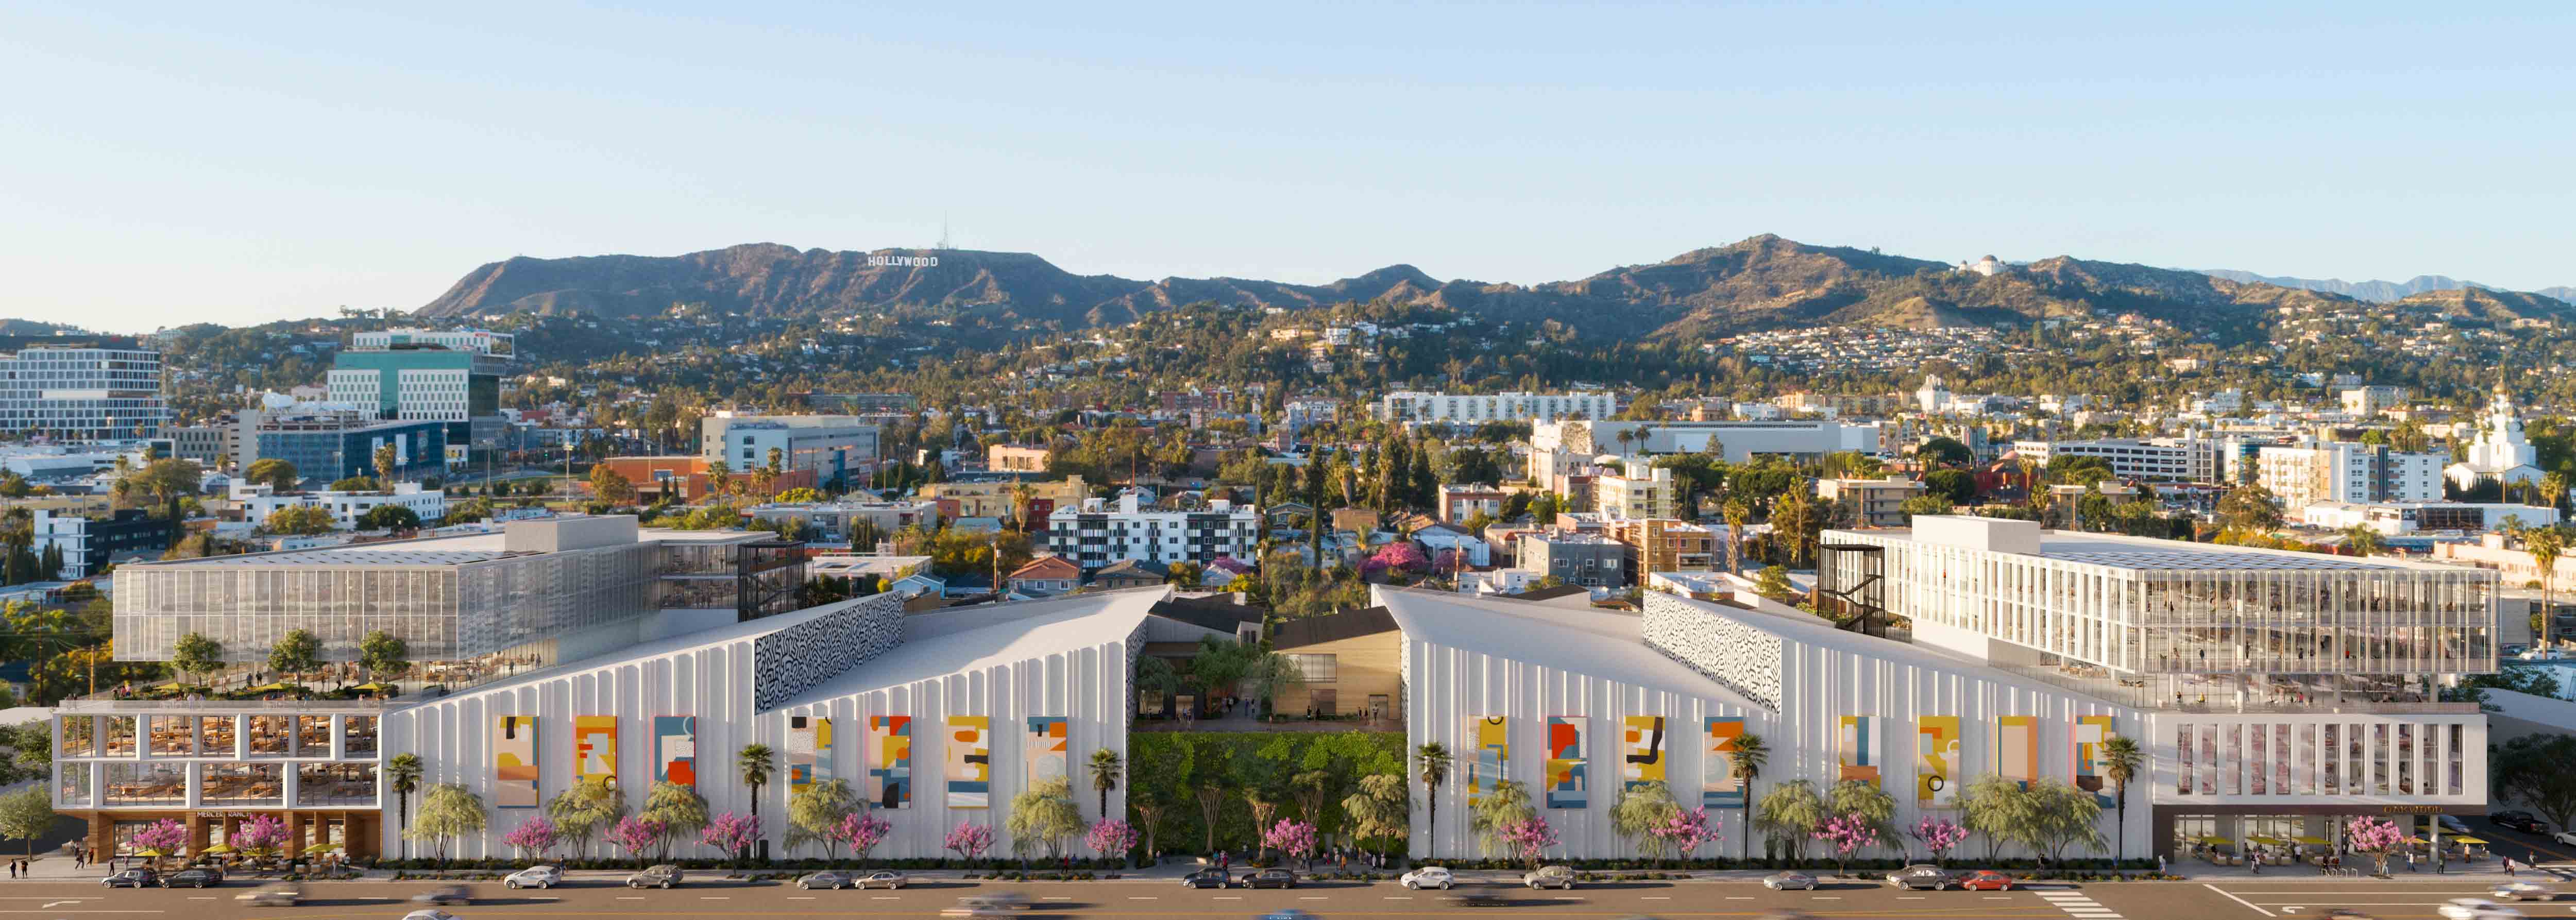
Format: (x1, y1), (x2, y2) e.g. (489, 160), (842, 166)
(1180, 869), (1233, 889)
(1242, 869), (1298, 890)
(2493, 811), (2551, 834)
(99, 868), (158, 889)
(161, 868), (225, 889)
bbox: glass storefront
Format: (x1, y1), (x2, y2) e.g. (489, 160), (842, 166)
(201, 762), (284, 806)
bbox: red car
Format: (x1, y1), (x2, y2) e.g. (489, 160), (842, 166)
(1956, 871), (2015, 891)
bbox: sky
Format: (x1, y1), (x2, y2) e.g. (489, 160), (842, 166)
(4, 2), (2572, 331)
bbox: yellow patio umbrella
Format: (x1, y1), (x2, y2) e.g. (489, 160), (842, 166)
(245, 683), (291, 693)
(2450, 836), (2488, 845)
(2197, 836), (2233, 846)
(2293, 836), (2330, 846)
(352, 682), (395, 693)
(152, 682), (188, 692)
(200, 844), (236, 855)
(133, 848), (167, 858)
(303, 842), (341, 852)
(2247, 836), (2287, 846)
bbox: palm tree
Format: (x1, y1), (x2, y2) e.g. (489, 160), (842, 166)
(2017, 456), (2041, 506)
(1010, 482), (1036, 531)
(2100, 735), (2144, 871)
(387, 753), (423, 859)
(2532, 527), (2566, 654)
(1721, 499), (1751, 575)
(2546, 471), (2570, 516)
(737, 743), (776, 819)
(1728, 732), (1769, 860)
(1415, 742), (1452, 861)
(1087, 748), (1123, 820)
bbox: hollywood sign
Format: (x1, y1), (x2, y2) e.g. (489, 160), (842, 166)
(869, 254), (939, 267)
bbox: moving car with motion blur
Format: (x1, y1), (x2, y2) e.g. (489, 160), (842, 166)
(1762, 870), (1819, 891)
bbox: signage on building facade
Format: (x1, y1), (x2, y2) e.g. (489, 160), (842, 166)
(2378, 805), (2444, 814)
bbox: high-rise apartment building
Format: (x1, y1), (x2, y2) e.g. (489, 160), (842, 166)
(326, 328), (512, 462)
(2255, 442), (2445, 508)
(0, 337), (168, 440)
(1372, 390), (1617, 424)
(1044, 493), (1260, 570)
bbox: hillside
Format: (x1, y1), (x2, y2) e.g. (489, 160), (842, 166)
(2387, 287), (2576, 324)
(416, 235), (2380, 343)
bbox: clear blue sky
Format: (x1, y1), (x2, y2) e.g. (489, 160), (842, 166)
(5, 3), (2571, 330)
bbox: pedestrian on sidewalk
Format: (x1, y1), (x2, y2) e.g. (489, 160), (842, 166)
(2250, 851), (2261, 874)
(2406, 850), (2416, 872)
(2505, 856), (2518, 877)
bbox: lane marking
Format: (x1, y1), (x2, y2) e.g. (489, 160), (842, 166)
(1299, 896), (1328, 900)
(1213, 895), (1242, 900)
(1642, 895), (1671, 900)
(1042, 896), (1072, 900)
(615, 895), (642, 900)
(1128, 895), (1159, 900)
(2206, 882), (2279, 917)
(699, 895), (731, 900)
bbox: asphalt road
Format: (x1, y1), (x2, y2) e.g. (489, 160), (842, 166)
(9, 875), (2572, 919)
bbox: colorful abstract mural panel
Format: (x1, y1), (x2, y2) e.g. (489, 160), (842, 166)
(2074, 715), (2115, 806)
(1542, 717), (1587, 809)
(1916, 716), (1960, 807)
(1703, 717), (1745, 809)
(1467, 717), (1510, 808)
(867, 715), (912, 809)
(945, 715), (990, 808)
(1837, 715), (1879, 786)
(573, 716), (618, 786)
(652, 716), (696, 787)
(787, 715), (833, 788)
(1998, 715), (2040, 789)
(1026, 716), (1069, 785)
(1621, 715), (1667, 791)
(494, 715), (538, 808)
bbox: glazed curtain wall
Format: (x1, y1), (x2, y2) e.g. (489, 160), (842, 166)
(115, 566), (461, 662)
(1831, 533), (2496, 676)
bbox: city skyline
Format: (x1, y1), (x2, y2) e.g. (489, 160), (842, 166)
(3, 3), (2573, 329)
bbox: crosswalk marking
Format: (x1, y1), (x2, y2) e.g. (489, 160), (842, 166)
(2033, 889), (2125, 920)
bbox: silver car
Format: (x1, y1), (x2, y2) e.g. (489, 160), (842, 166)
(503, 865), (561, 890)
(853, 871), (909, 890)
(795, 871), (854, 890)
(1885, 864), (1955, 891)
(1522, 865), (1578, 890)
(1764, 871), (1819, 891)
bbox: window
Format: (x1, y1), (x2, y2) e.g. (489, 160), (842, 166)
(147, 715), (192, 756)
(201, 762), (283, 806)
(1287, 654), (1337, 683)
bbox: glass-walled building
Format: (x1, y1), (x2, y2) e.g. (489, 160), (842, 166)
(54, 702), (386, 858)
(1823, 517), (2497, 862)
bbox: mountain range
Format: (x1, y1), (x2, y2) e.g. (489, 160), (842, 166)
(417, 236), (2576, 342)
(2198, 269), (2576, 304)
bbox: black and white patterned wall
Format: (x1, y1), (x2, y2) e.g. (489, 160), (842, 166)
(1642, 592), (1783, 711)
(752, 591), (907, 712)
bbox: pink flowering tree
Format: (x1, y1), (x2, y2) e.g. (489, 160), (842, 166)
(944, 821), (995, 869)
(1371, 541), (1428, 575)
(1432, 547), (1464, 577)
(2345, 816), (2408, 876)
(1495, 816), (1559, 871)
(1087, 819), (1141, 868)
(1812, 812), (1880, 877)
(699, 812), (758, 869)
(503, 815), (561, 861)
(1651, 806), (1721, 861)
(1262, 819), (1319, 870)
(835, 813), (892, 870)
(131, 818), (187, 862)
(1908, 816), (1969, 868)
(604, 816), (668, 869)
(234, 814), (289, 858)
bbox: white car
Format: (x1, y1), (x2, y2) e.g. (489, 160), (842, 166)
(2555, 830), (2576, 847)
(1400, 866), (1455, 890)
(2439, 897), (2527, 919)
(2492, 881), (2555, 902)
(404, 912), (463, 920)
(503, 865), (560, 890)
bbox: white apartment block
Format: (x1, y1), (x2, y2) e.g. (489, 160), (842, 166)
(229, 481), (448, 531)
(1372, 390), (1617, 424)
(1596, 461), (1676, 520)
(348, 328), (514, 355)
(0, 340), (169, 440)
(2338, 385), (2407, 417)
(2255, 442), (2445, 508)
(326, 368), (476, 423)
(1044, 493), (1261, 570)
(2012, 436), (2227, 483)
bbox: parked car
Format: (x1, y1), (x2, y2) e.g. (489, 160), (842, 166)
(1242, 869), (1299, 890)
(853, 871), (909, 890)
(1181, 868), (1234, 889)
(160, 867), (224, 889)
(626, 864), (684, 889)
(1885, 864), (1955, 890)
(413, 885), (472, 906)
(2492, 881), (2555, 901)
(1400, 866), (1456, 890)
(503, 865), (562, 889)
(238, 883), (305, 907)
(2492, 812), (2551, 834)
(2554, 830), (2576, 847)
(2438, 897), (2528, 919)
(1955, 870), (2016, 892)
(1523, 865), (1578, 890)
(1762, 871), (1819, 891)
(100, 868), (159, 889)
(1444, 885), (1512, 908)
(795, 871), (854, 891)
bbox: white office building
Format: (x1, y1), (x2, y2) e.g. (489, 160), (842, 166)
(1372, 391), (1618, 424)
(227, 481), (449, 531)
(1528, 419), (1882, 481)
(702, 413), (881, 484)
(2011, 436), (2228, 483)
(0, 337), (169, 440)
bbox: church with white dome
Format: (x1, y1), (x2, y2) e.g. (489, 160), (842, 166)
(2446, 384), (2544, 493)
